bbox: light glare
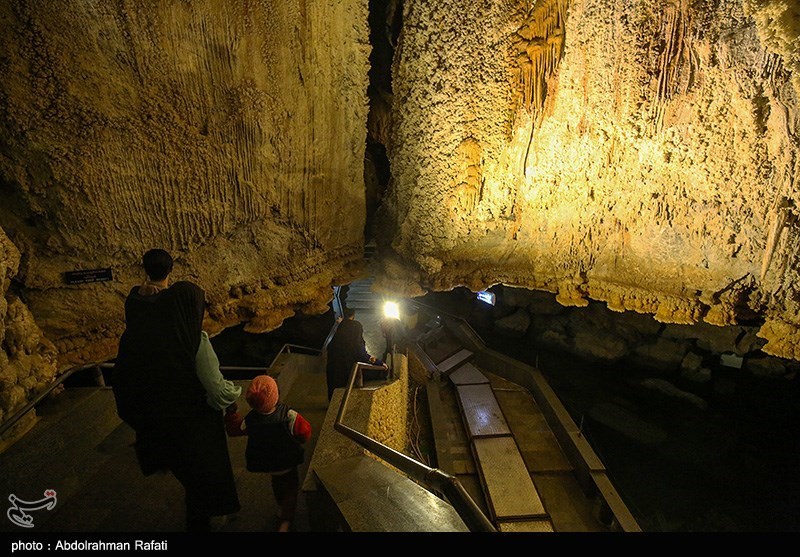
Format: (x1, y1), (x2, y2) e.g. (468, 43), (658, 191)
(383, 301), (400, 320)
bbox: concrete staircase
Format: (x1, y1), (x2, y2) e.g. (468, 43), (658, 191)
(342, 277), (378, 311)
(0, 353), (329, 533)
(0, 386), (188, 532)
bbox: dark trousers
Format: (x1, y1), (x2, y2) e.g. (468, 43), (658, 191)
(383, 335), (393, 363)
(172, 467), (211, 532)
(272, 467), (300, 523)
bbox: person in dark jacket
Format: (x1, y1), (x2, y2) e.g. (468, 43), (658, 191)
(325, 307), (385, 401)
(225, 375), (312, 532)
(112, 249), (240, 532)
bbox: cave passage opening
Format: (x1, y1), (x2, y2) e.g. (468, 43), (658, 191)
(364, 0), (402, 245)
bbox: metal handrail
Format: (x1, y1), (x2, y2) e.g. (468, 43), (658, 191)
(0, 362), (106, 437)
(0, 340), (322, 438)
(333, 359), (497, 532)
(407, 297), (641, 532)
(322, 320), (340, 354)
(321, 285), (345, 354)
(97, 362), (274, 374)
(406, 299), (487, 350)
(332, 285), (345, 321)
(266, 342), (322, 370)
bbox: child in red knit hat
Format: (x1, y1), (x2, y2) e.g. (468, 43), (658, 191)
(225, 374), (312, 532)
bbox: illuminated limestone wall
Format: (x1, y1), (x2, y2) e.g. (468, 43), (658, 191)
(0, 226), (58, 435)
(365, 353), (409, 455)
(0, 1), (371, 370)
(377, 0), (800, 361)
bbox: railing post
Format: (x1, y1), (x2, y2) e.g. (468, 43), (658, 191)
(92, 366), (106, 387)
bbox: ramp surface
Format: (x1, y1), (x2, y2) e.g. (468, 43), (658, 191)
(438, 349), (474, 374)
(456, 384), (511, 438)
(450, 363), (489, 386)
(472, 436), (547, 520)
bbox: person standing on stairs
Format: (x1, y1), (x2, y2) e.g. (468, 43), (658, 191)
(112, 248), (241, 532)
(325, 307), (386, 400)
(225, 374), (312, 532)
(380, 313), (404, 367)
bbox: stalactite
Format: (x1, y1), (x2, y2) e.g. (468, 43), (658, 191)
(514, 0), (569, 175)
(514, 0), (568, 116)
(650, 0), (689, 134)
(760, 196), (791, 282)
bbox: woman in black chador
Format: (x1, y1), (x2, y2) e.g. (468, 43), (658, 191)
(112, 249), (240, 532)
(325, 307), (385, 400)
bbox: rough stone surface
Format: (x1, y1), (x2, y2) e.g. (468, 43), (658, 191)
(680, 351), (705, 373)
(485, 284), (789, 379)
(634, 338), (690, 372)
(493, 307), (531, 338)
(0, 227), (58, 430)
(743, 354), (787, 377)
(735, 328), (767, 355)
(0, 1), (371, 368)
(376, 0), (800, 361)
(639, 378), (709, 409)
(2, 0), (800, 439)
(366, 354), (409, 458)
(526, 290), (567, 316)
(572, 330), (628, 362)
(680, 366), (712, 385)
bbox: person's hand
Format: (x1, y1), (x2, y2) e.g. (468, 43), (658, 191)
(369, 356), (376, 363)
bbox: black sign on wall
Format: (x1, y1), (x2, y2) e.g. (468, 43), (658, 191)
(64, 268), (114, 285)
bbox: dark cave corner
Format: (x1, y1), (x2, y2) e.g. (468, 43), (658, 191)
(364, 0), (402, 247)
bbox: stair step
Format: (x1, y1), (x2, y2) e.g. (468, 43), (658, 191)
(437, 349), (474, 374)
(349, 277), (375, 285)
(449, 363), (489, 386)
(472, 436), (547, 520)
(0, 387), (123, 528)
(345, 303), (376, 310)
(456, 384), (511, 438)
(344, 293), (377, 301)
(498, 519), (554, 532)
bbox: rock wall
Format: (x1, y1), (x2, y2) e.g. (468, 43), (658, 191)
(0, 0), (371, 369)
(478, 284), (791, 375)
(0, 226), (58, 437)
(377, 0), (800, 361)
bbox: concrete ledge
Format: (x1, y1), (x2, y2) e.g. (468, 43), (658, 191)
(314, 454), (469, 532)
(302, 355), (409, 493)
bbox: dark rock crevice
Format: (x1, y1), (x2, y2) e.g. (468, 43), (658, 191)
(364, 0), (402, 243)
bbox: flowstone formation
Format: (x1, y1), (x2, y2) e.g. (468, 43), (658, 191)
(0, 0), (371, 376)
(376, 0), (800, 360)
(0, 227), (58, 435)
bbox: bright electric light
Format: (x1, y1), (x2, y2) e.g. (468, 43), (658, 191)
(383, 301), (400, 320)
